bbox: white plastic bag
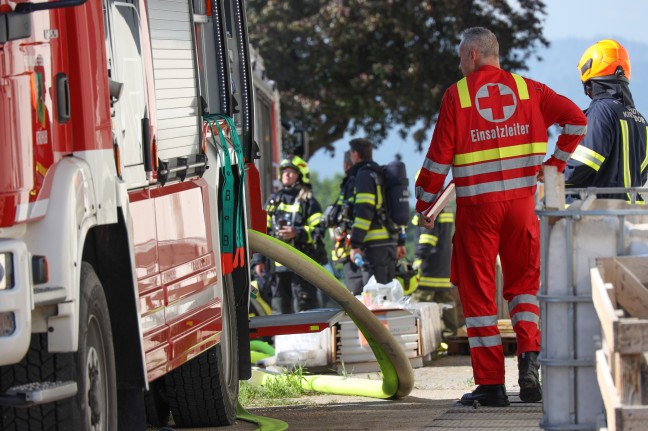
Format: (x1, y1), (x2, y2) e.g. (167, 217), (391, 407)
(360, 276), (404, 307)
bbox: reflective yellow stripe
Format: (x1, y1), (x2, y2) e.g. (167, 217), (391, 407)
(621, 119), (631, 188)
(621, 119), (634, 202)
(457, 78), (471, 108)
(354, 217), (371, 231)
(365, 229), (391, 241)
(571, 145), (604, 171)
(277, 202), (300, 213)
(356, 193), (376, 205)
(453, 142), (547, 166)
(511, 73), (529, 100)
(419, 276), (452, 288)
(411, 214), (419, 226)
(302, 226), (313, 243)
(420, 234), (438, 246)
(306, 212), (322, 227)
(376, 184), (384, 208)
(437, 213), (454, 223)
(642, 126), (648, 173)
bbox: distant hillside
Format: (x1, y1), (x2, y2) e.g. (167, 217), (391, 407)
(526, 37), (648, 113)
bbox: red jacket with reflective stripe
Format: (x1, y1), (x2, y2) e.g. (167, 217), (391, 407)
(415, 65), (587, 211)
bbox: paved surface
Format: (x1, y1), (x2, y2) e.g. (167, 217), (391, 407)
(175, 355), (543, 430)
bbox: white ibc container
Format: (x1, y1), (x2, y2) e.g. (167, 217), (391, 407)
(540, 198), (648, 430)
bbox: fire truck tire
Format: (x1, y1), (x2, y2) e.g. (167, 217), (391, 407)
(164, 273), (239, 427)
(0, 334), (76, 430)
(76, 262), (119, 430)
(0, 263), (118, 430)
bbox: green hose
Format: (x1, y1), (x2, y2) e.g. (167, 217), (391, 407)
(247, 230), (414, 399)
(236, 402), (288, 431)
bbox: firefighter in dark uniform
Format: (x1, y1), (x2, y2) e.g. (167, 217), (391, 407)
(328, 150), (366, 295)
(347, 138), (406, 289)
(264, 156), (324, 313)
(411, 207), (462, 337)
(565, 39), (648, 199)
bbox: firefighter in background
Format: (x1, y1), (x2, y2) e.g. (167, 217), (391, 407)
(348, 138), (407, 290)
(259, 156), (324, 313)
(415, 27), (587, 407)
(564, 40), (647, 199)
(327, 150), (365, 295)
(411, 196), (462, 339)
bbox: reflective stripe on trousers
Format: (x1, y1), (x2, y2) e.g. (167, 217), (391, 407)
(451, 195), (541, 384)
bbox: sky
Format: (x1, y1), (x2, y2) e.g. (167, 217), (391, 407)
(307, 0), (648, 184)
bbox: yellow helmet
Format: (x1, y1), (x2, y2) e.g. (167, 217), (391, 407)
(279, 155), (310, 184)
(578, 39), (631, 83)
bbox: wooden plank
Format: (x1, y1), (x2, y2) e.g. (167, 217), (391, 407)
(597, 349), (621, 431)
(616, 319), (648, 354)
(615, 352), (643, 405)
(592, 266), (619, 350)
(615, 256), (648, 284)
(543, 165), (566, 210)
(597, 257), (619, 308)
(416, 318), (422, 357)
(642, 353), (648, 405)
(616, 405), (648, 431)
(615, 259), (648, 319)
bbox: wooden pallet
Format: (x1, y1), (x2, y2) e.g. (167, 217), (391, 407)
(592, 257), (648, 430)
(446, 334), (518, 356)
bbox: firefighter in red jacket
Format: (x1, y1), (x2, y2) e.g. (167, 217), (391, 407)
(415, 27), (587, 407)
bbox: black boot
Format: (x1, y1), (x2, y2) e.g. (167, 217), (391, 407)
(518, 351), (542, 402)
(459, 384), (510, 407)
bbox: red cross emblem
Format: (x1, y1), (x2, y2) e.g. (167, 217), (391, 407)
(475, 83), (517, 123)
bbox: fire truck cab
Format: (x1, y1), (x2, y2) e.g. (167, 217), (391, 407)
(0, 0), (257, 428)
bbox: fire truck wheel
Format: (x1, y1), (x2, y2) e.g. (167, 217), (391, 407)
(77, 262), (118, 430)
(164, 273), (239, 427)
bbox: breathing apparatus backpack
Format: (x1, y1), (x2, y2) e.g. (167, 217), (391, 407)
(361, 159), (410, 232)
(381, 159), (410, 228)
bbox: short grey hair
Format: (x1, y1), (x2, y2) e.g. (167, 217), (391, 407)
(461, 27), (499, 59)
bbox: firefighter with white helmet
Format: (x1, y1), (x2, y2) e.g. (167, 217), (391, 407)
(565, 40), (648, 199)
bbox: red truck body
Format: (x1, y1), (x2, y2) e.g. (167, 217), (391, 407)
(0, 0), (259, 428)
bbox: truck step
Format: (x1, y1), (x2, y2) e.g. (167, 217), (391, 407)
(0, 381), (77, 407)
(249, 308), (346, 338)
(33, 286), (66, 306)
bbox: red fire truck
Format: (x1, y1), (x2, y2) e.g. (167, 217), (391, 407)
(0, 0), (265, 428)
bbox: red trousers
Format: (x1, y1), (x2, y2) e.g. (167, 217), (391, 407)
(451, 195), (541, 385)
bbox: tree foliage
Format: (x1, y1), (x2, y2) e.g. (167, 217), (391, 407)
(310, 171), (346, 209)
(246, 0), (548, 157)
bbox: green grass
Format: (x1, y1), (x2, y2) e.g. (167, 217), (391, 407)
(239, 366), (316, 407)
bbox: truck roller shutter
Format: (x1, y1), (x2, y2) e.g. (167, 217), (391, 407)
(148, 0), (202, 161)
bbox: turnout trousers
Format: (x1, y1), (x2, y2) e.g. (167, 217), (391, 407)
(451, 195), (541, 385)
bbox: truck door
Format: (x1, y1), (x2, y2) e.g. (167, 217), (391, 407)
(104, 0), (149, 187)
